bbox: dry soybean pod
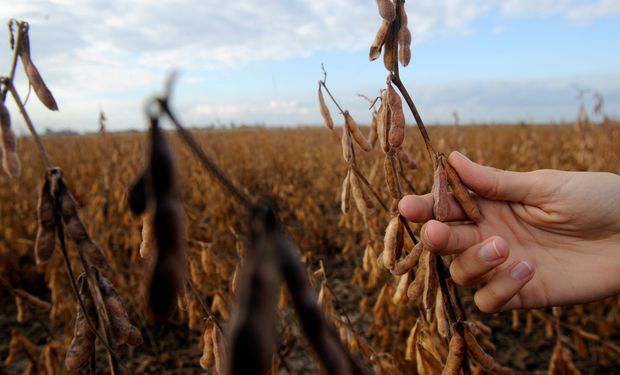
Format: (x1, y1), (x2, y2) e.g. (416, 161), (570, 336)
(560, 345), (581, 375)
(461, 323), (514, 374)
(65, 274), (97, 371)
(128, 172), (148, 216)
(14, 289), (50, 311)
(391, 241), (423, 275)
(349, 172), (374, 218)
(405, 320), (419, 361)
(341, 122), (353, 163)
(441, 156), (481, 221)
(318, 82), (334, 130)
(139, 211), (155, 258)
(435, 291), (448, 338)
(200, 318), (215, 369)
(379, 91), (392, 153)
(407, 258), (426, 302)
(376, 0), (396, 22)
(473, 320), (492, 337)
(370, 20), (391, 61)
(382, 23), (397, 72)
(423, 249), (437, 311)
(387, 82), (405, 148)
(0, 99), (20, 178)
(318, 282), (337, 319)
(344, 111), (372, 151)
(15, 295), (27, 322)
(432, 158), (450, 221)
(341, 169), (352, 214)
(17, 27), (58, 111)
(398, 4), (412, 67)
(54, 177), (109, 269)
(145, 115), (187, 323)
(227, 204), (280, 375)
(274, 218), (366, 374)
(34, 173), (56, 264)
(396, 146), (417, 170)
(213, 322), (227, 375)
(392, 272), (410, 304)
(98, 275), (137, 346)
(442, 327), (465, 375)
(368, 111), (379, 147)
(382, 215), (401, 269)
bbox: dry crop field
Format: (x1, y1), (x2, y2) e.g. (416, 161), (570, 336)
(1, 123), (619, 374)
(1, 2), (620, 374)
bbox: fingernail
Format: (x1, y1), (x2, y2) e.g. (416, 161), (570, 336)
(479, 240), (502, 261)
(511, 261), (534, 281)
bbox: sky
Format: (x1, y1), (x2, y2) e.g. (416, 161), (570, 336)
(0, 0), (619, 132)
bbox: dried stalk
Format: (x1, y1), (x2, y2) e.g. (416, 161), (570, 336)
(2, 78), (51, 167)
(1, 19), (22, 102)
(56, 219), (124, 374)
(157, 99), (253, 211)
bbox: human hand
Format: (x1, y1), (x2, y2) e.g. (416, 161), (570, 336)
(399, 151), (620, 312)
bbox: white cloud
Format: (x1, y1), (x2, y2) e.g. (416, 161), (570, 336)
(496, 0), (620, 24)
(2, 1), (615, 72)
(566, 0), (620, 25)
(0, 0), (617, 131)
(496, 0), (573, 17)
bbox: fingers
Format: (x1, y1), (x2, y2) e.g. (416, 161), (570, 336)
(399, 193), (467, 223)
(447, 151), (545, 204)
(421, 225), (536, 312)
(474, 260), (535, 313)
(421, 221), (481, 256)
(449, 236), (509, 286)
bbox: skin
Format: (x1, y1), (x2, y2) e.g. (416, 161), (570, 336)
(399, 151), (620, 313)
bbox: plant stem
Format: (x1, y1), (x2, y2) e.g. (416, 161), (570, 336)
(351, 165), (388, 212)
(56, 221), (124, 374)
(320, 81), (346, 115)
(1, 20), (23, 102)
(3, 79), (52, 168)
(391, 76), (435, 160)
(390, 2), (469, 373)
(158, 100), (254, 211)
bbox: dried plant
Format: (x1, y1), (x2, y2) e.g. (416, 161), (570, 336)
(1, 19), (140, 375)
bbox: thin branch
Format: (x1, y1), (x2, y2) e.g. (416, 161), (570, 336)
(357, 93), (381, 112)
(1, 19), (23, 102)
(391, 75), (435, 160)
(351, 165), (388, 212)
(397, 159), (417, 195)
(2, 78), (52, 168)
(319, 81), (345, 115)
(185, 278), (225, 333)
(157, 100), (254, 211)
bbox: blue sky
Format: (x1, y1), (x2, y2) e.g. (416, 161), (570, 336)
(0, 0), (619, 132)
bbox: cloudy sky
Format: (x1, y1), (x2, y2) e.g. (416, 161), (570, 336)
(1, 0), (619, 132)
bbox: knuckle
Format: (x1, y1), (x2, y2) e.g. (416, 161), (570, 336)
(474, 286), (503, 313)
(449, 259), (474, 286)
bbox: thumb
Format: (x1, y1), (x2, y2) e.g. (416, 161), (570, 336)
(448, 151), (543, 203)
